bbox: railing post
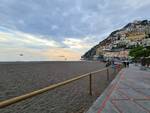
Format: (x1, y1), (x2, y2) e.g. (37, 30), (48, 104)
(89, 73), (92, 96)
(107, 68), (109, 81)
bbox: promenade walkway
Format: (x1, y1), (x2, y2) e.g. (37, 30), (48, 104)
(87, 64), (150, 113)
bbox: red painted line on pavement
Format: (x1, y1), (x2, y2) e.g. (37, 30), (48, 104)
(146, 96), (150, 99)
(97, 70), (124, 113)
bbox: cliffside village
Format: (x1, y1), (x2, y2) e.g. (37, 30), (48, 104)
(93, 21), (150, 61)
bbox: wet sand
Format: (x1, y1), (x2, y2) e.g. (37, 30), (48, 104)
(0, 61), (116, 113)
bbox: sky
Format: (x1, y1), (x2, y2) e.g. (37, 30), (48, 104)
(0, 0), (150, 61)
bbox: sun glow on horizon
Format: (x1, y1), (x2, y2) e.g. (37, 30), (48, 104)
(0, 28), (87, 61)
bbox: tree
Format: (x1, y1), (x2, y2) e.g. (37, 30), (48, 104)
(129, 46), (150, 60)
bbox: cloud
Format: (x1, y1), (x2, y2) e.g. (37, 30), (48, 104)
(124, 0), (150, 9)
(63, 36), (98, 49)
(0, 27), (61, 49)
(0, 0), (150, 61)
(0, 27), (82, 61)
(0, 47), (49, 61)
(0, 0), (150, 40)
(0, 45), (81, 61)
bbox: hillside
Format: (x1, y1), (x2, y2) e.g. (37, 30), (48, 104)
(82, 20), (150, 60)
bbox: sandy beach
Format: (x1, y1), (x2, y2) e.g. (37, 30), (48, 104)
(0, 61), (116, 113)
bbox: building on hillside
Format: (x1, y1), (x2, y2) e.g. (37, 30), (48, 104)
(142, 38), (150, 47)
(103, 50), (129, 59)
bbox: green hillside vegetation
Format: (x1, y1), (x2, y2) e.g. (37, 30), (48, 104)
(129, 45), (150, 60)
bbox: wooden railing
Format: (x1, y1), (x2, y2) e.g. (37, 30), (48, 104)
(0, 66), (120, 108)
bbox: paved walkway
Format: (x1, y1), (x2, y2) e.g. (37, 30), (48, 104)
(87, 65), (150, 113)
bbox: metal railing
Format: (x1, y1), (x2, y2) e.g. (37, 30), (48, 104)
(0, 66), (119, 108)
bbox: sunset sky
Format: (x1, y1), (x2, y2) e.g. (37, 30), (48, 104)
(0, 0), (150, 61)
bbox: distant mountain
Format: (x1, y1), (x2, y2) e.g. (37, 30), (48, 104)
(82, 20), (150, 60)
